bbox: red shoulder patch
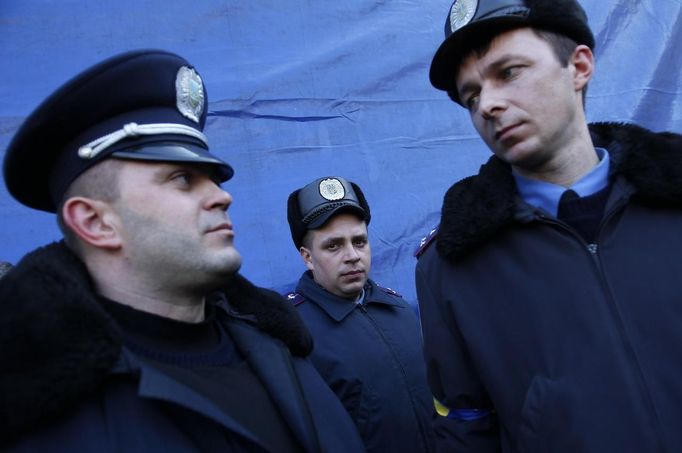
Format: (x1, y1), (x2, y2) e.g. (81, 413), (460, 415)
(378, 285), (402, 298)
(285, 292), (306, 307)
(414, 226), (439, 258)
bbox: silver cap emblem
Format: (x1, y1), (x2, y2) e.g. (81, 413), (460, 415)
(319, 178), (345, 201)
(450, 0), (478, 33)
(176, 66), (204, 123)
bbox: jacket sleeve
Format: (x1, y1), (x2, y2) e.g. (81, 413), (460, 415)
(415, 261), (500, 453)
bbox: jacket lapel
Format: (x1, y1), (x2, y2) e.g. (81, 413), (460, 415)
(117, 351), (269, 450)
(226, 320), (320, 453)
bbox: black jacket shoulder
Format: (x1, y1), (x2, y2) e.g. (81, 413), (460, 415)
(435, 122), (682, 262)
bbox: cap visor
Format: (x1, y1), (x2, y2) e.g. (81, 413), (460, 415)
(307, 204), (367, 229)
(111, 143), (234, 182)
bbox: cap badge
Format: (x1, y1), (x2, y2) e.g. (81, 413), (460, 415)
(176, 66), (204, 123)
(449, 0), (478, 33)
(318, 178), (345, 201)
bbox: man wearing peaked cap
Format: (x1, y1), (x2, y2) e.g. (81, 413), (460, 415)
(4, 49), (233, 213)
(0, 50), (364, 452)
(285, 176), (436, 452)
(417, 0), (682, 451)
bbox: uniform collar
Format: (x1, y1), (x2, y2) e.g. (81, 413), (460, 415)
(434, 123), (682, 263)
(296, 271), (403, 322)
(513, 147), (610, 217)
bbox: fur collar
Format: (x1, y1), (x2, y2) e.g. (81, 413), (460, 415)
(436, 122), (682, 262)
(0, 241), (312, 442)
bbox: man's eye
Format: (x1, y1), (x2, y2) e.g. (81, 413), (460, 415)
(502, 66), (521, 80)
(171, 172), (192, 184)
(353, 239), (366, 247)
(326, 244), (339, 251)
(465, 94), (479, 111)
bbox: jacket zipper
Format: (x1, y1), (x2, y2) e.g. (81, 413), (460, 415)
(537, 202), (666, 451)
(356, 303), (432, 452)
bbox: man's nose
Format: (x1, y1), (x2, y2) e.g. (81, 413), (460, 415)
(479, 86), (506, 120)
(344, 245), (361, 262)
(205, 183), (233, 211)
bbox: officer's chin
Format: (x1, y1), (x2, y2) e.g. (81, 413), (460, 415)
(221, 248), (242, 275)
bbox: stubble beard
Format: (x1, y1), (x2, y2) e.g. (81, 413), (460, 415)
(120, 207), (242, 293)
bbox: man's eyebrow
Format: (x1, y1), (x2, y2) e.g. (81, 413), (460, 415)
(457, 79), (478, 101)
(150, 165), (173, 181)
(320, 236), (343, 247)
(151, 163), (183, 181)
(457, 54), (526, 99)
(152, 163), (219, 181)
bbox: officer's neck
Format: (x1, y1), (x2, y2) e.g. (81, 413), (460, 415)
(96, 283), (206, 323)
(83, 251), (208, 323)
(88, 268), (205, 323)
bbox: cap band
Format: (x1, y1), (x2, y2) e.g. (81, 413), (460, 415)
(78, 122), (208, 159)
(301, 200), (353, 225)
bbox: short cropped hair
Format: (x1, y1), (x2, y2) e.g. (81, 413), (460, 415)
(56, 158), (124, 255)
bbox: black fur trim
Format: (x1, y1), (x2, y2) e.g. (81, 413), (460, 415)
(218, 274), (314, 357)
(0, 242), (121, 443)
(0, 243), (314, 442)
(589, 122), (682, 207)
(436, 156), (518, 260)
(350, 181), (372, 225)
(436, 122), (682, 262)
(287, 188), (307, 250)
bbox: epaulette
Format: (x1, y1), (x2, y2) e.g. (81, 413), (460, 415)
(285, 292), (306, 307)
(414, 226), (439, 258)
(377, 285), (402, 298)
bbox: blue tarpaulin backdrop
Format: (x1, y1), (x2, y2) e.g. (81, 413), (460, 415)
(1, 1), (681, 304)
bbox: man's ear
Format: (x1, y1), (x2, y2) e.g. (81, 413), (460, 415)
(571, 44), (594, 93)
(61, 197), (122, 250)
(299, 246), (314, 272)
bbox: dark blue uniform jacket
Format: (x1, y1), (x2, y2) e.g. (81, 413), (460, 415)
(0, 242), (364, 452)
(288, 271), (434, 453)
(416, 123), (682, 452)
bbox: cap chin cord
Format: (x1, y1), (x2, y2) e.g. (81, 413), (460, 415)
(78, 122), (208, 159)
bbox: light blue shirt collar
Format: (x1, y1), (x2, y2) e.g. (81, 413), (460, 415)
(513, 148), (610, 217)
(355, 288), (366, 305)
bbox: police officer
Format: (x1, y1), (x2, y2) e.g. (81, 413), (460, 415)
(418, 0), (682, 451)
(286, 176), (434, 453)
(0, 50), (364, 452)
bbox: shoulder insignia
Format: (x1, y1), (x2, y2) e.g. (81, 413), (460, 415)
(414, 226), (439, 258)
(377, 284), (402, 298)
(285, 292), (306, 307)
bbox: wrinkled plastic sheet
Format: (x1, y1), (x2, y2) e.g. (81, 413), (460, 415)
(1, 0), (681, 303)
